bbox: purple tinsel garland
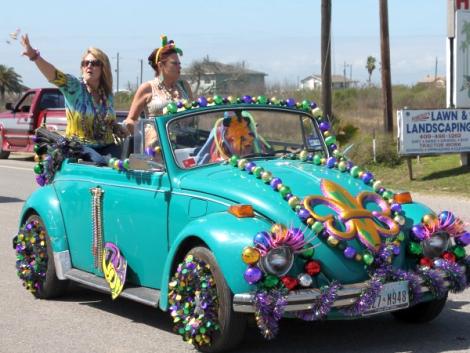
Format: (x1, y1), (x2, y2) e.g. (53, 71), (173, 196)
(341, 274), (384, 316)
(436, 259), (467, 293)
(417, 267), (447, 299)
(297, 281), (341, 321)
(253, 288), (288, 339)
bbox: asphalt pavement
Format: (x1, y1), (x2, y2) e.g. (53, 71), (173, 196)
(0, 154), (469, 353)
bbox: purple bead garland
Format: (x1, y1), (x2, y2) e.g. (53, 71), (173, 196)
(253, 288), (288, 339)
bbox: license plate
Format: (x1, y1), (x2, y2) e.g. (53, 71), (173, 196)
(363, 281), (409, 315)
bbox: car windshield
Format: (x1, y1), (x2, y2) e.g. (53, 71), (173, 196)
(167, 108), (325, 169)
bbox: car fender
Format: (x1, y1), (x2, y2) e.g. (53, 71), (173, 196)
(400, 201), (435, 229)
(19, 185), (69, 252)
(159, 211), (272, 311)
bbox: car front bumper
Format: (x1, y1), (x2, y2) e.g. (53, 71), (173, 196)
(232, 267), (464, 314)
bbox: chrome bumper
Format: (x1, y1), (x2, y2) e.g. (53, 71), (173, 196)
(233, 270), (462, 313)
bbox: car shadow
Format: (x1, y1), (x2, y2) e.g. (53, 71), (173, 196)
(52, 285), (470, 353)
(421, 165), (470, 181)
(0, 196), (24, 203)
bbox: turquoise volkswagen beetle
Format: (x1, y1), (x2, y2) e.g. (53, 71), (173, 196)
(13, 96), (470, 352)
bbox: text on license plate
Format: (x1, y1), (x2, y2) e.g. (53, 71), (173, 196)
(363, 281), (409, 315)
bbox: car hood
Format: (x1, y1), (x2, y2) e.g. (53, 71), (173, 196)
(177, 159), (373, 220)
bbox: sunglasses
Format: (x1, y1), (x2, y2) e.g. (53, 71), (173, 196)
(81, 59), (102, 68)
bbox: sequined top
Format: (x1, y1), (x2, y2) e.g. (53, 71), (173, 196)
(146, 79), (190, 117)
(49, 70), (116, 146)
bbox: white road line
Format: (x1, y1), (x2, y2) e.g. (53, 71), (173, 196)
(0, 165), (32, 172)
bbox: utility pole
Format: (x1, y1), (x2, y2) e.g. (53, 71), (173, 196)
(115, 52), (120, 93)
(434, 56), (438, 80)
(321, 0), (332, 121)
(140, 59), (143, 85)
(380, 0), (393, 133)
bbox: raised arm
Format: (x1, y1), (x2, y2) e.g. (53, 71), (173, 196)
(123, 82), (151, 134)
(20, 34), (56, 82)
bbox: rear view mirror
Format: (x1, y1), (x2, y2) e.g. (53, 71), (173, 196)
(5, 102), (13, 111)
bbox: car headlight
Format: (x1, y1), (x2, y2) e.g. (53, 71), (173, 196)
(259, 246), (294, 276)
(421, 231), (450, 258)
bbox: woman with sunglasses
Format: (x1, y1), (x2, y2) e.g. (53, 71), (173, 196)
(20, 34), (125, 165)
(123, 35), (193, 133)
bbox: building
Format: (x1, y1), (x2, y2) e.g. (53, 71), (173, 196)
(181, 59), (267, 96)
(416, 75), (446, 88)
(299, 74), (358, 90)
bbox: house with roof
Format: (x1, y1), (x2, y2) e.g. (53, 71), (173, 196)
(416, 75), (446, 88)
(299, 74), (358, 90)
(181, 58), (267, 96)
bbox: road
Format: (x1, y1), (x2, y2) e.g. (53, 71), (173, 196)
(0, 155), (469, 353)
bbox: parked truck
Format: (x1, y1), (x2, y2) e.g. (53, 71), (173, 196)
(0, 88), (129, 159)
(0, 88), (66, 159)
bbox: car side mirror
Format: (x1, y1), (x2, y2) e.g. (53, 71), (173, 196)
(128, 153), (165, 172)
(5, 102), (13, 111)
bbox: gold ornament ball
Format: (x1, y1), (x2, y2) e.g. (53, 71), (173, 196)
(241, 246), (261, 264)
(271, 223), (288, 238)
(422, 214), (436, 225)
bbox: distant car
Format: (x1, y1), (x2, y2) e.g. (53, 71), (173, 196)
(13, 96), (470, 352)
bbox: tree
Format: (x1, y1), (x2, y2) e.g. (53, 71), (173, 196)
(366, 56), (376, 85)
(0, 65), (24, 101)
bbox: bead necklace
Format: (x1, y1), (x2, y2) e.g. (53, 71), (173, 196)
(157, 80), (181, 101)
(81, 81), (110, 142)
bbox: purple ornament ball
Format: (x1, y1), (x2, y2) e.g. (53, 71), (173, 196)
(35, 174), (46, 186)
(286, 98), (296, 107)
(390, 203), (402, 213)
(270, 177), (282, 190)
(361, 171), (374, 184)
(244, 266), (262, 284)
(297, 208), (310, 221)
(326, 157), (336, 168)
(245, 162), (256, 173)
(343, 246), (357, 259)
(438, 211), (455, 225)
(176, 101), (183, 109)
(197, 96), (208, 107)
(310, 101), (318, 109)
(411, 224), (427, 241)
(329, 144), (337, 151)
(242, 95), (252, 104)
(319, 121), (330, 132)
(254, 231), (271, 248)
(456, 232), (470, 246)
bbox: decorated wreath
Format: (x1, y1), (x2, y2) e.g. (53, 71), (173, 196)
(13, 219), (48, 295)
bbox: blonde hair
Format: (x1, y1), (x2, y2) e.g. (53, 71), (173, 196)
(81, 47), (113, 97)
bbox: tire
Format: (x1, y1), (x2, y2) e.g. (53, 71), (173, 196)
(391, 293), (448, 323)
(0, 134), (10, 159)
(14, 214), (68, 299)
(169, 246), (246, 353)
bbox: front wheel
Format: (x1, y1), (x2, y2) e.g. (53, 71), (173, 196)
(391, 294), (448, 323)
(13, 214), (68, 298)
(168, 246), (246, 352)
(0, 134), (10, 159)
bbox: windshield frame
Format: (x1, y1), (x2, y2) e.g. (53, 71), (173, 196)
(164, 105), (329, 170)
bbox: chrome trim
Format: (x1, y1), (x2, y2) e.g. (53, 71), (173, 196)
(233, 267), (465, 314)
(54, 178), (167, 193)
(53, 250), (72, 280)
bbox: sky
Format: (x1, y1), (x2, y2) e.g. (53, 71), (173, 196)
(0, 0), (448, 90)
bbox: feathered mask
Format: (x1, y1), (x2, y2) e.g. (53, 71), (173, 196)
(155, 34), (183, 63)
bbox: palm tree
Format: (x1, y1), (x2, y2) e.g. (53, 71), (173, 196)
(0, 65), (24, 101)
(365, 56), (376, 85)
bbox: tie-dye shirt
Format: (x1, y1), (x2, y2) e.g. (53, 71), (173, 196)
(49, 70), (116, 146)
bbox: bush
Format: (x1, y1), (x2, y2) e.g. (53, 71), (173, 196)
(346, 131), (401, 167)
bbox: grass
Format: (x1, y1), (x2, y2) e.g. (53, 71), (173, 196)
(366, 154), (470, 197)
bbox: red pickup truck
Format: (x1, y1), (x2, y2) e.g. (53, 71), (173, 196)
(0, 88), (66, 159)
(0, 88), (129, 159)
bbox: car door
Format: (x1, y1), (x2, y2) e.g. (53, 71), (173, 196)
(6, 91), (36, 147)
(55, 121), (169, 288)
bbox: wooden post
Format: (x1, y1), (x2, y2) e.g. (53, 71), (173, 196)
(406, 157), (413, 180)
(380, 0), (393, 133)
(321, 0), (332, 121)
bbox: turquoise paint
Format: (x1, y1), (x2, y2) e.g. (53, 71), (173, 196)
(19, 185), (69, 252)
(159, 211), (271, 311)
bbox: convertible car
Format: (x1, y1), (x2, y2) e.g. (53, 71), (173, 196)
(13, 95), (470, 352)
